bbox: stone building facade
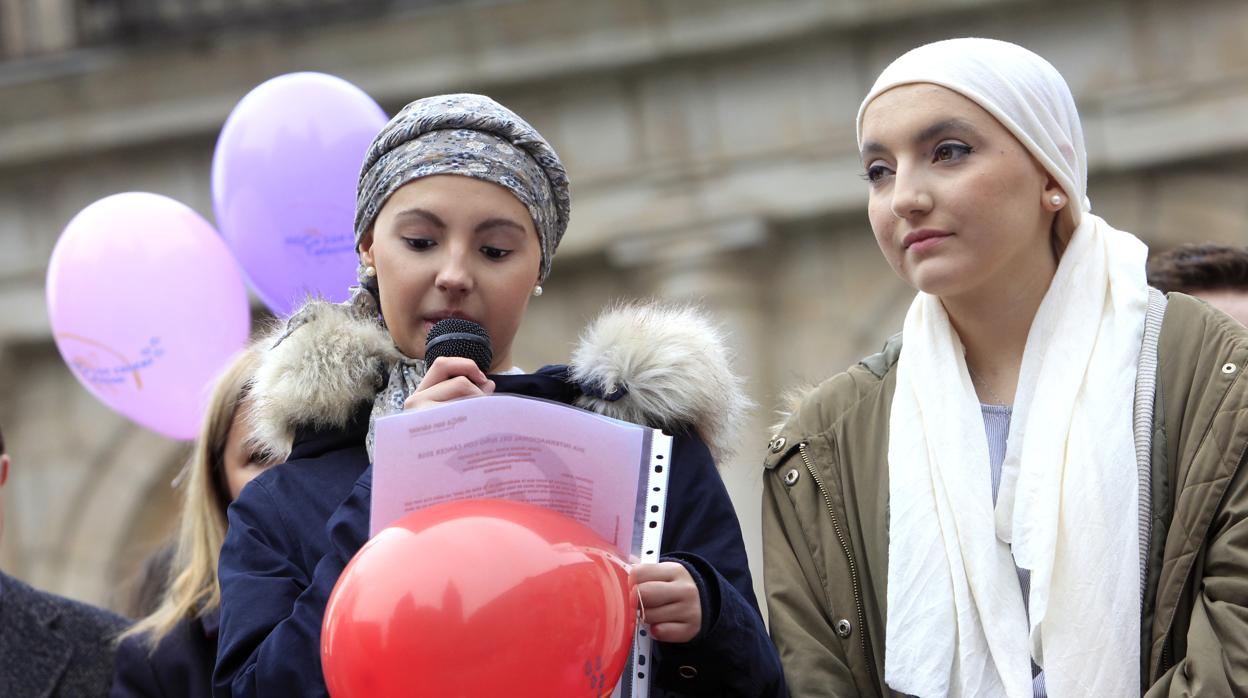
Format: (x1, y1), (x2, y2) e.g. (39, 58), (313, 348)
(1, 0), (1246, 613)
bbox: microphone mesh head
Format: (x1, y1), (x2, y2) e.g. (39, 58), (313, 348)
(424, 318), (493, 374)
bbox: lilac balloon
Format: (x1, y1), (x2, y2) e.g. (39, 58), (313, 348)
(46, 193), (251, 441)
(212, 72), (388, 316)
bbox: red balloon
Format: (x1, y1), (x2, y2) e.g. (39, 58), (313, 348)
(321, 499), (636, 697)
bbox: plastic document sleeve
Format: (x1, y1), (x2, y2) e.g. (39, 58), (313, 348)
(611, 429), (672, 698)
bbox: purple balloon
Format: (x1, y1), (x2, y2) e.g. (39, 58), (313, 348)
(46, 193), (251, 441)
(212, 72), (388, 316)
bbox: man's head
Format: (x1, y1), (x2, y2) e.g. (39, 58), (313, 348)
(1148, 243), (1248, 326)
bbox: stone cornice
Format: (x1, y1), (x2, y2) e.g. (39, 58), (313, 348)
(0, 0), (1036, 168)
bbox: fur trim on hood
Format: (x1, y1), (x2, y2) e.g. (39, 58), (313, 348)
(247, 300), (400, 463)
(769, 332), (902, 435)
(570, 302), (750, 463)
(247, 299), (751, 465)
(770, 383), (819, 436)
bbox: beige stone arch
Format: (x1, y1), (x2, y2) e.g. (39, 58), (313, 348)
(58, 421), (186, 611)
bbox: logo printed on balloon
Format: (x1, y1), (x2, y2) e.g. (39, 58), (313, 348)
(280, 201), (356, 259)
(57, 334), (164, 391)
(584, 655), (610, 693)
(283, 228), (355, 258)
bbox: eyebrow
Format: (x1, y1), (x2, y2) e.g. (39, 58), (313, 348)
(392, 209), (527, 236)
(861, 118), (981, 158)
(392, 208), (445, 228)
(475, 217), (527, 235)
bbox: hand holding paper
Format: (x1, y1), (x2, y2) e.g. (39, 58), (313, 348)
(631, 562), (703, 644)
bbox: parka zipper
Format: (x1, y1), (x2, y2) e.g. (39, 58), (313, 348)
(798, 442), (879, 689)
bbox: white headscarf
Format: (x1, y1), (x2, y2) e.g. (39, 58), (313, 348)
(860, 38), (1148, 697)
(857, 37), (1089, 224)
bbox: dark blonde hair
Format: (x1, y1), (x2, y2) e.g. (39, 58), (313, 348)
(119, 348), (268, 648)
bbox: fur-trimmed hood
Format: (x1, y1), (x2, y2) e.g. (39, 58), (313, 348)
(248, 299), (751, 465)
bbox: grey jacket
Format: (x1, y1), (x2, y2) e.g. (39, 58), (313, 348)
(0, 571), (128, 698)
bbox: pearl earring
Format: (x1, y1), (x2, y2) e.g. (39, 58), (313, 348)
(532, 285), (543, 297)
(364, 266), (376, 277)
(1049, 194), (1064, 207)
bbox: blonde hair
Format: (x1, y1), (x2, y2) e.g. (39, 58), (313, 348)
(120, 347), (267, 648)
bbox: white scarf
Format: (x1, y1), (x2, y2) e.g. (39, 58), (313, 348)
(862, 39), (1151, 697)
(886, 214), (1148, 697)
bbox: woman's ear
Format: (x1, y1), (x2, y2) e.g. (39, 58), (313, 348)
(1042, 175), (1076, 254)
(1042, 175), (1068, 213)
(358, 229), (375, 267)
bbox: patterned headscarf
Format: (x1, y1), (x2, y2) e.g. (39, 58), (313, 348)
(354, 93), (570, 294)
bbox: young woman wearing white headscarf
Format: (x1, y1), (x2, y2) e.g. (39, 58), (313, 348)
(762, 37), (1248, 697)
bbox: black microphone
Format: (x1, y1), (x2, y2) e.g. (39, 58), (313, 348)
(424, 318), (492, 375)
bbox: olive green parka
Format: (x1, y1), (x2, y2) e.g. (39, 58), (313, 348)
(763, 293), (1248, 696)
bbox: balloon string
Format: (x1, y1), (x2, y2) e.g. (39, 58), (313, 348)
(637, 587), (646, 624)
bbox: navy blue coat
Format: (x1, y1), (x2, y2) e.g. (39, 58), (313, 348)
(110, 611), (217, 698)
(214, 368), (785, 697)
